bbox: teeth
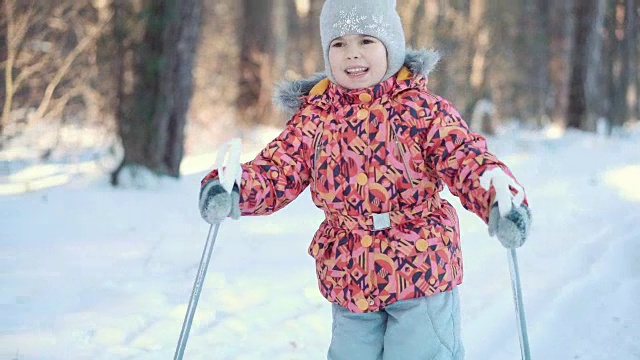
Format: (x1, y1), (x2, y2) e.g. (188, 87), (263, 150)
(346, 67), (367, 73)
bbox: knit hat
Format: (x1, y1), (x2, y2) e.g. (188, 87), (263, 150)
(320, 0), (406, 84)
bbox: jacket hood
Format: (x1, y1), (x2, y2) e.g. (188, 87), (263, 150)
(273, 49), (440, 115)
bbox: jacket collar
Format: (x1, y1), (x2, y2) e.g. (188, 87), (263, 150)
(321, 72), (399, 108)
(273, 49), (440, 115)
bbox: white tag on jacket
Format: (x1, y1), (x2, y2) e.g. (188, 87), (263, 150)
(372, 213), (391, 230)
(480, 168), (525, 217)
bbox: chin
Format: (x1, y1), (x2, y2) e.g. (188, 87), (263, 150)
(337, 78), (378, 89)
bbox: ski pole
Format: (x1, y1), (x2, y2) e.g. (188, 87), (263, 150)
(174, 223), (221, 360)
(507, 248), (531, 360)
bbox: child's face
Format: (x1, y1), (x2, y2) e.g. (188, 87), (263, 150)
(328, 34), (388, 90)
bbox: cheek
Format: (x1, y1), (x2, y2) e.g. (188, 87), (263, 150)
(378, 47), (388, 69)
(328, 49), (340, 69)
(371, 48), (388, 77)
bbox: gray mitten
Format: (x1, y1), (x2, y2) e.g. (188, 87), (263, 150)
(488, 203), (531, 248)
(199, 178), (241, 225)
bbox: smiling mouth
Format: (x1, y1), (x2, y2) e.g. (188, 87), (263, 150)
(345, 67), (369, 76)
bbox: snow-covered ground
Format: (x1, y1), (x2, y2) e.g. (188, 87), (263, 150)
(1, 124), (639, 360)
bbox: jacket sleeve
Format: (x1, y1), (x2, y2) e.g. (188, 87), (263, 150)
(201, 114), (311, 216)
(421, 98), (526, 223)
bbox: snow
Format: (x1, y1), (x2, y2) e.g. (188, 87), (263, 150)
(2, 124), (640, 360)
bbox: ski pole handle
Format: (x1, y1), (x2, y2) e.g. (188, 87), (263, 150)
(215, 138), (242, 194)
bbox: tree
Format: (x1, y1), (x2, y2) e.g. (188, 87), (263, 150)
(548, 0), (575, 126)
(1, 1), (111, 144)
(522, 0), (551, 125)
(111, 0), (202, 184)
(567, 0), (606, 131)
(467, 0), (490, 107)
(606, 0), (637, 130)
(236, 0), (275, 127)
(287, 0), (323, 77)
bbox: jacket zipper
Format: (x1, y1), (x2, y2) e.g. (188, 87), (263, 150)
(390, 125), (416, 188)
(313, 131), (323, 193)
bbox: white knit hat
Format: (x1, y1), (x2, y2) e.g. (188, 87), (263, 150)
(320, 0), (406, 84)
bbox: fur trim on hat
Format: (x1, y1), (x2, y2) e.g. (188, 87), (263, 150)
(273, 49), (440, 115)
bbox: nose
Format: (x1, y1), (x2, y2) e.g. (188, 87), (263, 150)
(346, 45), (361, 60)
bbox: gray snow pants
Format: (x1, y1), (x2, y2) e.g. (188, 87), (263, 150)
(327, 287), (464, 360)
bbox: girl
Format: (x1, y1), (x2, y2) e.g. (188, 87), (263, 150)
(199, 1), (531, 359)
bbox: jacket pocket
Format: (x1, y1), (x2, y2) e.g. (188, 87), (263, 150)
(312, 131), (323, 194)
(390, 124), (416, 188)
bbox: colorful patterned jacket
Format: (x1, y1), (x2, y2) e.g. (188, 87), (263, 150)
(202, 49), (526, 313)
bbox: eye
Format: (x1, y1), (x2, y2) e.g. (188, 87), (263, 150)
(331, 41), (345, 48)
(362, 37), (376, 45)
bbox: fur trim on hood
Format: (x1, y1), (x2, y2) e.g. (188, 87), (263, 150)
(273, 49), (440, 114)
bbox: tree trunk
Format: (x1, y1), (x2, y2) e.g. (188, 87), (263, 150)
(468, 0), (490, 101)
(548, 0), (574, 126)
(567, 0), (605, 131)
(287, 0), (303, 76)
(237, 0), (274, 127)
(407, 0), (427, 48)
(527, 0), (551, 125)
(112, 0), (202, 184)
(609, 0), (636, 128)
(272, 0), (289, 80)
(431, 0), (457, 100)
(603, 0), (615, 132)
(631, 0), (640, 122)
(465, 0), (494, 131)
(303, 0), (323, 75)
(1, 0), (17, 138)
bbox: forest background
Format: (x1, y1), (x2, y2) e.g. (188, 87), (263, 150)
(1, 0), (638, 183)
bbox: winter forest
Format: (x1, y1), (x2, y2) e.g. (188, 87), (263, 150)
(2, 1), (640, 360)
(1, 0), (638, 178)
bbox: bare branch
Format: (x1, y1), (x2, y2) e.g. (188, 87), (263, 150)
(42, 86), (83, 122)
(2, 0), (20, 133)
(2, 0), (47, 134)
(29, 14), (112, 123)
(12, 51), (56, 89)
